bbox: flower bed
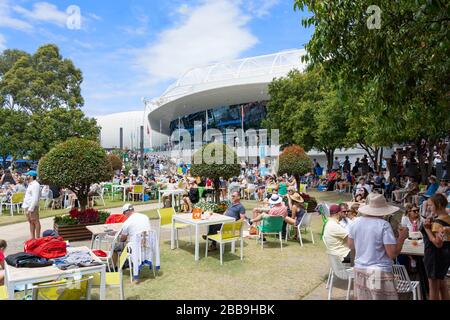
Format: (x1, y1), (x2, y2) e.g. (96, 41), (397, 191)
(194, 199), (231, 214)
(54, 208), (110, 241)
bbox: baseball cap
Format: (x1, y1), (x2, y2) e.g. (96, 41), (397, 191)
(25, 170), (38, 177)
(329, 204), (340, 215)
(122, 203), (134, 213)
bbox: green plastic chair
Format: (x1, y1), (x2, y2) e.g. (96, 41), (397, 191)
(320, 215), (328, 240)
(256, 216), (284, 250)
(198, 187), (205, 199)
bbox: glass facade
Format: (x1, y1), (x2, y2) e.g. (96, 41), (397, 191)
(169, 101), (267, 136)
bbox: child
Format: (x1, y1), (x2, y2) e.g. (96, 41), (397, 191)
(0, 239), (7, 286)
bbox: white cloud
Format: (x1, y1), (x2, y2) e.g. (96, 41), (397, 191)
(135, 0), (258, 82)
(88, 13), (102, 21)
(13, 2), (68, 27)
(244, 0), (281, 18)
(0, 0), (33, 31)
(0, 34), (6, 51)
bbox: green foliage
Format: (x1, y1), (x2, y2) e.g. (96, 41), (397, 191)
(0, 108), (29, 166)
(38, 138), (113, 210)
(25, 107), (100, 160)
(194, 199), (230, 214)
(0, 44), (84, 112)
(190, 143), (241, 180)
(278, 145), (312, 177)
(107, 153), (123, 171)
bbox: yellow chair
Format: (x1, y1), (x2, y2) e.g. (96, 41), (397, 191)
(205, 220), (244, 265)
(31, 276), (93, 300)
(92, 247), (130, 300)
(5, 192), (25, 216)
(128, 185), (144, 202)
(0, 285), (7, 300)
(158, 207), (191, 248)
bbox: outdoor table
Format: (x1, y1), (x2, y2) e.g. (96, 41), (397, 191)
(158, 189), (186, 211)
(112, 185), (127, 201)
(170, 213), (235, 261)
(4, 246), (106, 300)
(400, 239), (428, 299)
(86, 223), (124, 249)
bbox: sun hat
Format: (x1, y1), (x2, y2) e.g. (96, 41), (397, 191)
(122, 203), (134, 213)
(358, 193), (398, 217)
(269, 194), (283, 205)
(290, 193), (304, 204)
(329, 204), (340, 215)
(25, 170), (37, 177)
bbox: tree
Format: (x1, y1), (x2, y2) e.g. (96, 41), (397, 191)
(294, 0), (450, 178)
(277, 145), (312, 190)
(263, 67), (349, 170)
(108, 153), (123, 171)
(38, 138), (113, 211)
(0, 109), (29, 167)
(0, 44), (84, 112)
(25, 107), (100, 160)
(190, 143), (241, 203)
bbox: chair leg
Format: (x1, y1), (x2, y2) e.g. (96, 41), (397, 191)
(310, 229), (315, 244)
(240, 238), (243, 261)
(176, 229), (179, 249)
(205, 238), (208, 257)
(220, 243), (224, 265)
(279, 232), (283, 251)
(325, 268), (332, 289)
(120, 283), (124, 300)
(412, 287), (417, 300)
(346, 278), (352, 300)
(328, 273), (334, 300)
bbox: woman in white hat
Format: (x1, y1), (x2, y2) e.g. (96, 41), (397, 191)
(348, 193), (408, 300)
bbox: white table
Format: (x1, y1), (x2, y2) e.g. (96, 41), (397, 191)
(86, 223), (123, 249)
(171, 213), (235, 261)
(4, 246), (106, 300)
(158, 189), (186, 210)
(401, 239), (424, 256)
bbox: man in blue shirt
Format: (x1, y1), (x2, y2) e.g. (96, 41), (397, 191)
(203, 191), (246, 251)
(419, 175), (440, 205)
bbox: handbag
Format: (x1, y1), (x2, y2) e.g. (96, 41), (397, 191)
(5, 252), (53, 268)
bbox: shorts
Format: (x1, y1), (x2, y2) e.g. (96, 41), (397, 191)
(25, 208), (39, 220)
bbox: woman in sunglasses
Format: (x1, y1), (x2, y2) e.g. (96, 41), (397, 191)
(401, 203), (424, 233)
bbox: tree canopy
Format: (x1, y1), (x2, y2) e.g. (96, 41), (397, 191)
(278, 145), (312, 189)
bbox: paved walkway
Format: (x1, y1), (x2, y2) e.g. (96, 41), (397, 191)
(0, 203), (160, 253)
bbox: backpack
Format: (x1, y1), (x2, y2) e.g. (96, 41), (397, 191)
(5, 252), (53, 268)
(24, 236), (67, 259)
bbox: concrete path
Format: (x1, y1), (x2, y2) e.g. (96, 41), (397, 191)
(0, 203), (160, 253)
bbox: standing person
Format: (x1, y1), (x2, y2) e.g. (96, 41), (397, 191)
(421, 194), (450, 300)
(332, 157), (340, 172)
(348, 194), (408, 300)
(343, 156), (351, 173)
(22, 170), (41, 240)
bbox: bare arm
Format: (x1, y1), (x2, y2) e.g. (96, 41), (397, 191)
(384, 227), (408, 259)
(424, 228), (444, 249)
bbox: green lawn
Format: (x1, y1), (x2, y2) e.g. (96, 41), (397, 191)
(89, 190), (353, 300)
(0, 198), (157, 227)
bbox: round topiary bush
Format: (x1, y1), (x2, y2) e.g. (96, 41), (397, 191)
(278, 145), (312, 190)
(39, 138), (113, 210)
(107, 153), (123, 171)
(190, 143), (241, 203)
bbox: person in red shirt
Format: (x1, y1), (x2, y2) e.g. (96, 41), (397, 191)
(0, 239), (7, 286)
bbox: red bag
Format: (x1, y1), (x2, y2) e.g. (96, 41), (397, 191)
(24, 236), (67, 259)
(105, 214), (128, 224)
(92, 250), (107, 257)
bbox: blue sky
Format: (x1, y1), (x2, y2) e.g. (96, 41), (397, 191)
(0, 0), (313, 116)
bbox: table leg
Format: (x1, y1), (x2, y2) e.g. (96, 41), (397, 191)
(7, 281), (15, 300)
(99, 266), (106, 300)
(158, 192), (161, 209)
(170, 218), (175, 250)
(195, 224), (199, 261)
(90, 234), (95, 250)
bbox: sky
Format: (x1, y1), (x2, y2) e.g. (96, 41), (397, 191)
(0, 0), (313, 117)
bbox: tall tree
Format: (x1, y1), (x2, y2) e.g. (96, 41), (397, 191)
(294, 0), (450, 177)
(25, 107), (100, 161)
(0, 109), (29, 167)
(0, 44), (84, 112)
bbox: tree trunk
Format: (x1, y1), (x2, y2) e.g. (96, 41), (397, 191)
(78, 195), (88, 212)
(214, 178), (221, 204)
(294, 173), (301, 192)
(417, 138), (429, 184)
(379, 147), (384, 172)
(324, 149), (334, 171)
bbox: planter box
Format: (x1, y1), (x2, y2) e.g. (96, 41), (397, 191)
(54, 222), (103, 241)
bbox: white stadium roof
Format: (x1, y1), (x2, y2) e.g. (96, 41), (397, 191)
(147, 49), (307, 135)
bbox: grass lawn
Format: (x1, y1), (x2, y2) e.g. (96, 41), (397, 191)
(0, 198), (157, 227)
(89, 190), (353, 300)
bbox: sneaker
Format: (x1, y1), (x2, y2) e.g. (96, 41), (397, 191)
(202, 235), (207, 240)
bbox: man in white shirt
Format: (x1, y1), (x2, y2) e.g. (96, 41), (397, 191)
(119, 204), (152, 242)
(356, 177), (372, 193)
(22, 171), (41, 239)
(323, 204), (351, 263)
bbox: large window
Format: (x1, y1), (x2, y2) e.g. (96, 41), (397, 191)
(169, 101), (268, 137)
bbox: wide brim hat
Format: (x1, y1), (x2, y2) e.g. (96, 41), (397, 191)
(358, 193), (398, 217)
(269, 194), (283, 205)
(290, 193), (304, 204)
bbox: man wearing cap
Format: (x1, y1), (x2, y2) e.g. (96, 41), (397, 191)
(22, 171), (41, 239)
(323, 204), (352, 263)
(119, 204), (151, 243)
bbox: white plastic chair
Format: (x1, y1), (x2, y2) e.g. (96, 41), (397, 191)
(327, 254), (354, 300)
(297, 212), (315, 247)
(392, 264), (421, 300)
(92, 187), (106, 207)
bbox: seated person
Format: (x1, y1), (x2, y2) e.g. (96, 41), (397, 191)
(326, 170), (338, 191)
(354, 187), (369, 203)
(401, 203), (424, 232)
(356, 177), (372, 194)
(162, 177), (177, 208)
(0, 239), (6, 286)
(88, 183), (102, 207)
(400, 177), (419, 203)
(203, 191), (246, 251)
(419, 175), (439, 205)
(248, 194), (293, 227)
(182, 179), (199, 212)
(323, 205), (351, 263)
